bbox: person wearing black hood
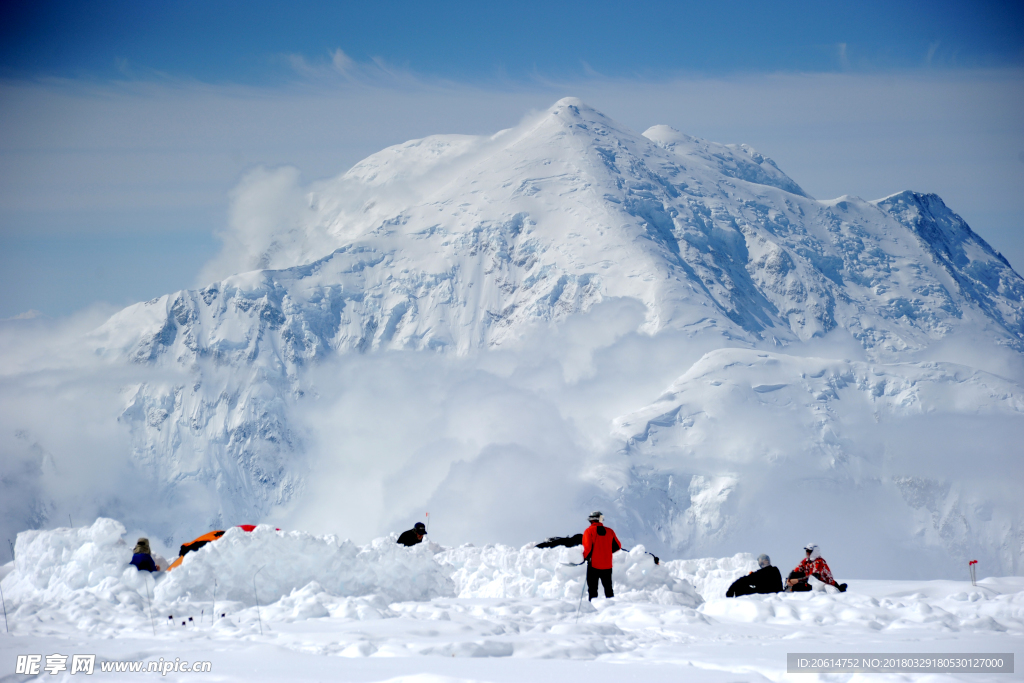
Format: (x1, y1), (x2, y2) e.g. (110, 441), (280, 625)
(397, 522), (427, 547)
(726, 554), (782, 597)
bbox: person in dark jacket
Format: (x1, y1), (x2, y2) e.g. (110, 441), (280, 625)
(726, 554), (782, 597)
(581, 511), (621, 600)
(130, 538), (159, 572)
(397, 522), (427, 547)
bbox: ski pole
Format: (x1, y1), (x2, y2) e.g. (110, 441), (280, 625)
(425, 512), (429, 533)
(574, 568), (588, 624)
(0, 578), (8, 633)
(969, 560), (977, 586)
(143, 575), (156, 637)
(253, 566), (266, 636)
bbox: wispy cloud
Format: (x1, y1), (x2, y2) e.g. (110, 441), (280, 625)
(278, 47), (418, 86)
(580, 60), (603, 79)
(3, 310), (43, 321)
(837, 42), (849, 70)
(331, 48), (354, 74)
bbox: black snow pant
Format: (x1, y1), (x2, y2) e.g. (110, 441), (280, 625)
(587, 565), (613, 600)
(726, 576), (757, 597)
(787, 570), (812, 592)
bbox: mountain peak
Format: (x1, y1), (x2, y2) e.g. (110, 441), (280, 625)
(528, 97), (642, 148)
(548, 96), (604, 120)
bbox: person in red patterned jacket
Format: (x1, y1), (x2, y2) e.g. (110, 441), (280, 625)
(581, 511), (622, 600)
(787, 543), (847, 592)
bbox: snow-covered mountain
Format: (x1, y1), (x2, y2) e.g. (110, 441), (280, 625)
(100, 99), (1023, 362)
(6, 98), (1022, 578)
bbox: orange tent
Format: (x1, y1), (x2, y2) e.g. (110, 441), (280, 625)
(166, 525), (259, 571)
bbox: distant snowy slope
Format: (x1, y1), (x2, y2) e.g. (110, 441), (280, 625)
(4, 98), (1023, 578)
(609, 348), (1024, 577)
(879, 190), (1024, 341)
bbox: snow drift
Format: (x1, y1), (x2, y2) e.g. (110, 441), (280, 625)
(438, 543), (703, 606)
(0, 519), (707, 638)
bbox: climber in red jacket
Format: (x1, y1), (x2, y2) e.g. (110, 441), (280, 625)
(787, 543), (847, 592)
(581, 511), (622, 600)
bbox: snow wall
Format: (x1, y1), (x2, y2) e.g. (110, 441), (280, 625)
(5, 518), (1022, 641)
(1, 518), (719, 633)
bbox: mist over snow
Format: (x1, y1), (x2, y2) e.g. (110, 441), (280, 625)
(2, 98), (1023, 583)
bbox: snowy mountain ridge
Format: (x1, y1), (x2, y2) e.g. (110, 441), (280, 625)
(8, 98), (1022, 578)
(97, 98), (1023, 365)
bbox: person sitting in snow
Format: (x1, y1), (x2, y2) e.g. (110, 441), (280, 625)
(397, 522), (427, 547)
(581, 511), (622, 601)
(786, 543), (846, 592)
(130, 537), (160, 572)
(726, 554), (782, 597)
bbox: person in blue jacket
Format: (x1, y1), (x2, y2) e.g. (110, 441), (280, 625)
(130, 538), (159, 572)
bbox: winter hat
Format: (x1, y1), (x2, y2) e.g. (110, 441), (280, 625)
(414, 522), (427, 533)
(804, 543), (820, 560)
(588, 511), (604, 523)
(133, 538), (151, 554)
(757, 554), (771, 568)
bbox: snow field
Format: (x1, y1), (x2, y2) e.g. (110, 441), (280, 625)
(4, 519), (1022, 637)
(1, 518), (1022, 682)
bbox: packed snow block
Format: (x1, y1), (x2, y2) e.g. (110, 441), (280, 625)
(0, 518), (163, 632)
(258, 582), (397, 623)
(437, 543), (702, 606)
(156, 526), (454, 605)
(0, 519), (454, 636)
(4, 518), (131, 599)
(666, 553), (759, 600)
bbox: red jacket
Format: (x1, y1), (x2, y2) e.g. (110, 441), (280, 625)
(581, 522), (621, 570)
(793, 556), (838, 587)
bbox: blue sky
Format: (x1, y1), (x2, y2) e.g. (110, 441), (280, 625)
(2, 1), (1022, 80)
(1, 1), (1023, 317)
